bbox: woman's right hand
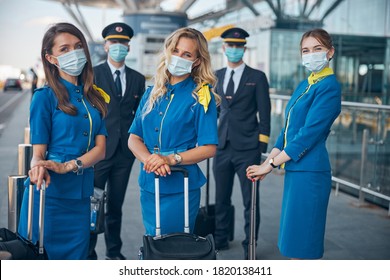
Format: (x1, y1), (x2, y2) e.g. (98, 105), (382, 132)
(28, 163), (51, 189)
(144, 154), (171, 174)
(246, 163), (273, 181)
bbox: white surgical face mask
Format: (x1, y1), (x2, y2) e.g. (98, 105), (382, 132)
(53, 49), (87, 76)
(166, 55), (195, 77)
(302, 51), (328, 73)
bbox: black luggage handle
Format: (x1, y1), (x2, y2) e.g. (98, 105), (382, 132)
(154, 166), (189, 178)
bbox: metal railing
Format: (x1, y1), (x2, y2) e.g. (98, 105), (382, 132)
(269, 94), (390, 214)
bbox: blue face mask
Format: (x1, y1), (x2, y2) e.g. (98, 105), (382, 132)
(225, 47), (245, 63)
(53, 49), (87, 76)
(108, 44), (129, 62)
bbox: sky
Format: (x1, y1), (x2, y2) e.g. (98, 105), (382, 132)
(0, 0), (223, 77)
(0, 0), (124, 73)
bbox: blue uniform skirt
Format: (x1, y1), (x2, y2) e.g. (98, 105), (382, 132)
(18, 186), (90, 260)
(140, 188), (201, 236)
(278, 170), (331, 259)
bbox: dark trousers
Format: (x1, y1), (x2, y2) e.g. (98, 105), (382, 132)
(213, 142), (261, 248)
(88, 142), (135, 259)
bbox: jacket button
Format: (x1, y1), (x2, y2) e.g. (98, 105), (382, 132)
(84, 114), (88, 119)
(76, 89), (80, 93)
(83, 132), (88, 136)
(159, 112), (163, 116)
(155, 128), (159, 132)
(77, 98), (82, 102)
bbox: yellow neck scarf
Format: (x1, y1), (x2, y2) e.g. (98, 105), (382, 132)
(93, 85), (110, 104)
(308, 67), (334, 85)
(198, 83), (211, 113)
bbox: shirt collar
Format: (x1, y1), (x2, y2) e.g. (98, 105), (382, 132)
(107, 60), (125, 76)
(308, 67), (334, 85)
(166, 76), (195, 98)
(60, 77), (83, 94)
(227, 62), (245, 75)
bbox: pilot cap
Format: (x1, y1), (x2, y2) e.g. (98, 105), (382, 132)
(221, 27), (249, 46)
(102, 22), (134, 41)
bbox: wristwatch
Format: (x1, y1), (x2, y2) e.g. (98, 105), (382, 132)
(73, 159), (84, 175)
(173, 153), (182, 165)
(268, 158), (278, 168)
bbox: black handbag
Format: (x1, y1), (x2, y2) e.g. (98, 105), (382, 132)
(139, 167), (216, 260)
(90, 187), (106, 234)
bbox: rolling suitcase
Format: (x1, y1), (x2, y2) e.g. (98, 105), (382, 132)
(139, 167), (216, 260)
(0, 183), (48, 260)
(194, 158), (235, 241)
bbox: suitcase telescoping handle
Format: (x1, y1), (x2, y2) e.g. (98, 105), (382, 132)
(154, 167), (189, 238)
(248, 179), (257, 260)
(205, 158), (210, 213)
(27, 182), (46, 254)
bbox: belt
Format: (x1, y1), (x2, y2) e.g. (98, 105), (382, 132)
(46, 152), (80, 163)
(147, 147), (187, 156)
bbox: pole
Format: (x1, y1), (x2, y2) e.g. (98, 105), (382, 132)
(8, 175), (27, 232)
(18, 143), (32, 176)
(359, 129), (369, 205)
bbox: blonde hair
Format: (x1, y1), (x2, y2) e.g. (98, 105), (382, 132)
(143, 27), (220, 116)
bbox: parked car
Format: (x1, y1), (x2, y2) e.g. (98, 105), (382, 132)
(3, 78), (22, 91)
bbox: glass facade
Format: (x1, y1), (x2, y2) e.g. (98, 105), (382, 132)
(269, 95), (390, 208)
(204, 0), (390, 207)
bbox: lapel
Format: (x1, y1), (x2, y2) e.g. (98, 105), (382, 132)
(231, 65), (249, 103)
(102, 62), (120, 101)
(218, 68), (230, 107)
(124, 66), (132, 100)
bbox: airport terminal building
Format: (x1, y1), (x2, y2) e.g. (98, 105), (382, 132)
(49, 0), (390, 209)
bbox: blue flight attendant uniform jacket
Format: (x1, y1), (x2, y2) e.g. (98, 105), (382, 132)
(18, 78), (107, 259)
(274, 73), (341, 171)
(129, 77), (219, 194)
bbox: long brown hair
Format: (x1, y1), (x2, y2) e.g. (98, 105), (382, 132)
(41, 22), (107, 117)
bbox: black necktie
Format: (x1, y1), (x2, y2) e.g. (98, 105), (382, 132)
(225, 70), (235, 103)
(115, 70), (122, 99)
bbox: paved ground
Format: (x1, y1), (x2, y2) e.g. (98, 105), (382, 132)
(1, 92), (390, 261)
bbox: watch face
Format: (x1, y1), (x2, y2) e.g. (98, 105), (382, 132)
(76, 159), (83, 167)
(174, 154), (182, 163)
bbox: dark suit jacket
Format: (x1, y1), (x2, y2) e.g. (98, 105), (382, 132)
(215, 65), (271, 151)
(94, 62), (145, 159)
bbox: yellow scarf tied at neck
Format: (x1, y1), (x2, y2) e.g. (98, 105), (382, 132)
(308, 67), (334, 85)
(93, 85), (110, 104)
(198, 83), (211, 113)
